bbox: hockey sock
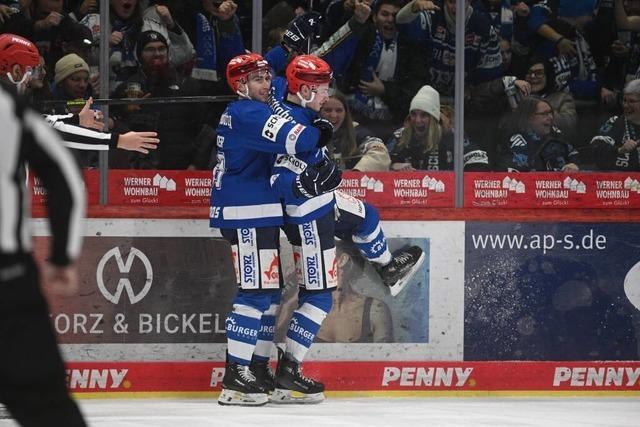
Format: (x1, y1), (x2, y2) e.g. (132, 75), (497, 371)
(284, 290), (332, 362)
(226, 303), (262, 365)
(353, 222), (392, 266)
(253, 302), (279, 362)
(350, 203), (392, 265)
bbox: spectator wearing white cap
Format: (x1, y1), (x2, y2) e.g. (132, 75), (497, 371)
(387, 85), (489, 171)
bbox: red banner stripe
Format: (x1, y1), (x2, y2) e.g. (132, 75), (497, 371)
(64, 361), (640, 394)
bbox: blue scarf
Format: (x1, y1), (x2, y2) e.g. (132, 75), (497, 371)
(192, 13), (218, 81)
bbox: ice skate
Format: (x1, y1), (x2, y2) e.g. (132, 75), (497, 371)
(250, 359), (276, 393)
(377, 245), (425, 297)
(217, 361), (269, 406)
(271, 349), (325, 404)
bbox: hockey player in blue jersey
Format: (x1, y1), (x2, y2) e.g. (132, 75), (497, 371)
(247, 55), (425, 404)
(211, 53), (342, 406)
(268, 55), (340, 404)
(266, 46), (425, 295)
(267, 19), (426, 295)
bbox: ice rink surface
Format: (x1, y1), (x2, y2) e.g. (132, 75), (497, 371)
(2, 397), (640, 427)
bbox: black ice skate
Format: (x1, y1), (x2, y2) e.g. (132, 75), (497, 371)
(376, 245), (425, 297)
(271, 349), (325, 404)
(217, 361), (268, 406)
(250, 359), (276, 393)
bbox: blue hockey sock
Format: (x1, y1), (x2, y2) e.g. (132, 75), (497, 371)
(353, 222), (392, 265)
(253, 302), (278, 362)
(285, 290), (332, 362)
(226, 304), (262, 365)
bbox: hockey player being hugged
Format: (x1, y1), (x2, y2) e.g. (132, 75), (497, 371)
(211, 53), (340, 406)
(267, 55), (343, 404)
(266, 47), (425, 296)
(267, 13), (425, 293)
(262, 55), (424, 404)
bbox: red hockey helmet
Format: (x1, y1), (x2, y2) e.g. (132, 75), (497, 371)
(0, 33), (40, 76)
(285, 55), (332, 94)
(226, 52), (270, 94)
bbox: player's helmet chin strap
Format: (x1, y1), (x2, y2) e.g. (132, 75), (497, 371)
(296, 90), (316, 109)
(7, 70), (31, 94)
(235, 76), (252, 99)
(236, 87), (250, 99)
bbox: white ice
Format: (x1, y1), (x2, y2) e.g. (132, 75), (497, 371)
(2, 397), (640, 427)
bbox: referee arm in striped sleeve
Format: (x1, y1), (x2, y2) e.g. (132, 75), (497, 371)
(43, 111), (160, 154)
(18, 97), (87, 267)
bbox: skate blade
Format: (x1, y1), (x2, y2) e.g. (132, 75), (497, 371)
(217, 389), (269, 406)
(270, 388), (325, 404)
(388, 251), (426, 297)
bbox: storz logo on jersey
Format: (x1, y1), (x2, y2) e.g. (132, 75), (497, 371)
(262, 115), (288, 142)
(306, 255), (319, 285)
(301, 223), (316, 246)
(242, 254), (256, 284)
(240, 228), (254, 245)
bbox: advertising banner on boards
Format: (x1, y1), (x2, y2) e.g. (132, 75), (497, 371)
(33, 219), (464, 361)
(465, 222), (640, 361)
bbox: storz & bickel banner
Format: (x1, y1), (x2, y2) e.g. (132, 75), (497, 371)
(35, 236), (237, 343)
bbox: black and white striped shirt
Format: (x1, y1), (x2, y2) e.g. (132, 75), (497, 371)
(0, 84), (85, 266)
(44, 113), (118, 149)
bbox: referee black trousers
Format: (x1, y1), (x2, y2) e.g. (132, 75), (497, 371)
(0, 255), (86, 427)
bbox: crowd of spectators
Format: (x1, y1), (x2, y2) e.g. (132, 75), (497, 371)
(1, 0), (639, 172)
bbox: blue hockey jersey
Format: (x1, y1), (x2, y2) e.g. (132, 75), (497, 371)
(268, 77), (336, 224)
(210, 99), (321, 229)
(424, 1), (504, 96)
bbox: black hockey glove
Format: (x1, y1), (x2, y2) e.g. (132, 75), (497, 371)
(281, 12), (322, 55)
(315, 156), (342, 193)
(313, 118), (334, 148)
(293, 158), (342, 199)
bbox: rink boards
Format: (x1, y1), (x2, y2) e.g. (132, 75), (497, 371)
(61, 361), (640, 397)
(30, 217), (640, 396)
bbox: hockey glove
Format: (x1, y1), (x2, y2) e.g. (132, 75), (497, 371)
(293, 158), (342, 199)
(315, 157), (342, 193)
(281, 12), (322, 55)
(313, 118), (334, 148)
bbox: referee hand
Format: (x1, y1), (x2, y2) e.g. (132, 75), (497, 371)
(117, 131), (160, 154)
(79, 97), (105, 131)
(43, 263), (79, 297)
